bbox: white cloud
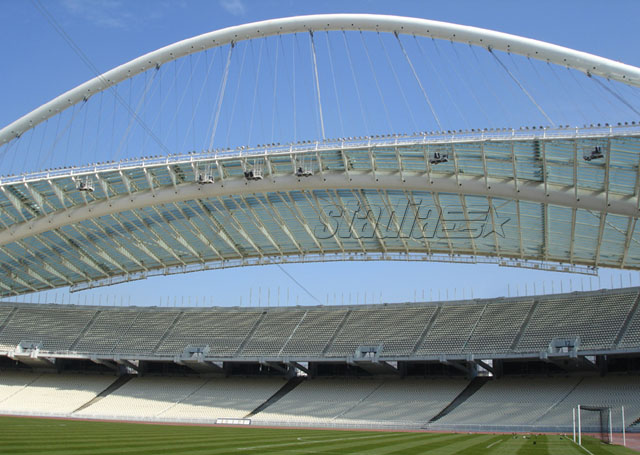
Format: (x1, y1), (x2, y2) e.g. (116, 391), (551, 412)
(219, 0), (246, 16)
(61, 0), (133, 29)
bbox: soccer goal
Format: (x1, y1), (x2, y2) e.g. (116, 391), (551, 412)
(573, 405), (627, 446)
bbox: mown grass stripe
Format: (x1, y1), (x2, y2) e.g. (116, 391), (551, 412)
(1, 432), (333, 455)
(0, 417), (637, 455)
(452, 434), (505, 455)
(259, 432), (424, 455)
(337, 432), (463, 455)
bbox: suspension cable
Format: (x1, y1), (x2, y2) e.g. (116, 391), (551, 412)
(326, 32), (345, 137)
(270, 37), (280, 143)
(208, 43), (235, 151)
(591, 76), (640, 117)
(395, 32), (442, 131)
(39, 107), (62, 170)
(118, 65), (161, 160)
(489, 48), (556, 126)
(181, 48), (218, 153)
(469, 45), (510, 125)
(525, 57), (567, 126)
(343, 31), (370, 134)
(446, 40), (491, 127)
(425, 38), (469, 129)
(37, 119), (49, 173)
(247, 39), (265, 146)
(293, 34), (297, 142)
(567, 67), (606, 121)
(309, 31), (326, 140)
(547, 62), (588, 124)
(31, 0), (170, 155)
(360, 32), (393, 132)
(92, 91), (104, 165)
(377, 33), (416, 132)
(509, 52), (560, 125)
(225, 41), (249, 147)
(5, 134), (22, 176)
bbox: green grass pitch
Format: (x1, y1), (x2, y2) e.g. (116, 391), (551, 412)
(0, 416), (637, 454)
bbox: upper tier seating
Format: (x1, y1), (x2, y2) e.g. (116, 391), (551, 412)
(618, 305), (640, 349)
(415, 304), (485, 355)
(516, 292), (637, 352)
(0, 287), (637, 359)
(0, 308), (95, 352)
(326, 307), (436, 357)
(156, 310), (262, 356)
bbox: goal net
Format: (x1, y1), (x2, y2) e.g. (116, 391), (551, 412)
(577, 405), (612, 444)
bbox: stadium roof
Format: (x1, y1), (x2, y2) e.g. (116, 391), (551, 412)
(0, 126), (639, 295)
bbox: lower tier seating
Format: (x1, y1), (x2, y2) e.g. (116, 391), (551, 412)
(0, 370), (638, 432)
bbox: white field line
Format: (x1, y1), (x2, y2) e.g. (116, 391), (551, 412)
(486, 439), (503, 449)
(564, 435), (595, 455)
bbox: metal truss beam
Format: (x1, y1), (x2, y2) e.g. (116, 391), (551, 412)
(1, 173), (637, 253)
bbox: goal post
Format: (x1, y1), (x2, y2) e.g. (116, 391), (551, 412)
(575, 405), (613, 445)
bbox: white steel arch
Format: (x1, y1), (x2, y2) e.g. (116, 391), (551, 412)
(2, 13), (640, 146)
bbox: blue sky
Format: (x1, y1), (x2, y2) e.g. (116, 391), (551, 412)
(1, 0), (640, 307)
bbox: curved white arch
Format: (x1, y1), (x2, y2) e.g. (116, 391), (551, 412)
(2, 13), (640, 146)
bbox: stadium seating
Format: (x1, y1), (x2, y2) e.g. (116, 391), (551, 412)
(74, 376), (208, 418)
(73, 376), (286, 420)
(0, 370), (639, 431)
(251, 377), (471, 426)
(0, 288), (637, 360)
(435, 376), (581, 426)
(415, 304), (485, 355)
(516, 292), (636, 352)
(0, 372), (113, 414)
(158, 377), (285, 420)
(618, 306), (640, 349)
(333, 378), (469, 425)
(251, 378), (385, 424)
(155, 310), (262, 356)
(0, 307), (96, 352)
(278, 309), (348, 356)
(74, 309), (138, 353)
(535, 375), (640, 427)
(240, 310), (307, 356)
(326, 306), (436, 357)
(463, 301), (533, 354)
